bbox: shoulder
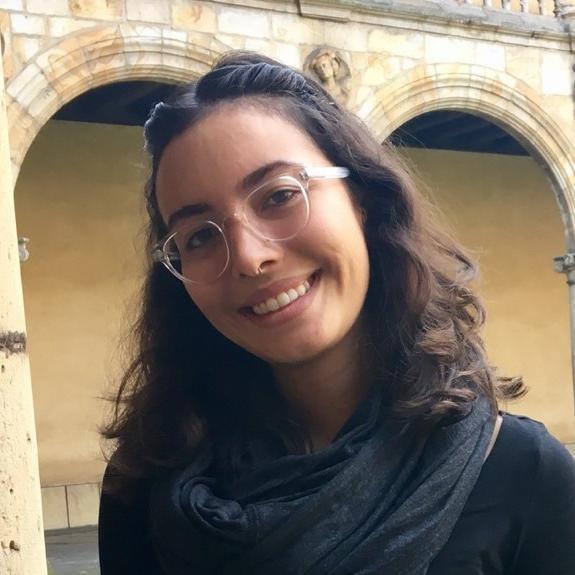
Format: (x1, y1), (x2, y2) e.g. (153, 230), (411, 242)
(99, 459), (164, 574)
(99, 458), (150, 536)
(472, 412), (575, 513)
(493, 415), (575, 573)
(488, 412), (575, 532)
(493, 412), (575, 479)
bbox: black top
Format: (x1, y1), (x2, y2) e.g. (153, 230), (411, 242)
(98, 414), (575, 574)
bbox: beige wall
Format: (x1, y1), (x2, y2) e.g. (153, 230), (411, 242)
(14, 122), (574, 494)
(402, 147), (574, 441)
(15, 120), (146, 486)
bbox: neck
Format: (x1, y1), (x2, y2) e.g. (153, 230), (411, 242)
(272, 321), (375, 451)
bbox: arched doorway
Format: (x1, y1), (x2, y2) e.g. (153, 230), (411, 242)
(359, 64), (575, 243)
(6, 25), (222, 180)
(360, 67), (575, 444)
(15, 80), (177, 534)
(389, 109), (574, 443)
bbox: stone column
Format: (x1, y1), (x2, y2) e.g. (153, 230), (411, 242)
(555, 254), (575, 412)
(0, 47), (47, 575)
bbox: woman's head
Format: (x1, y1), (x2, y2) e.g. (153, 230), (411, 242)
(103, 52), (524, 486)
(153, 104), (370, 365)
(143, 51), (429, 366)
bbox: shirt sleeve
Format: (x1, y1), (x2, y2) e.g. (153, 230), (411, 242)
(98, 462), (165, 575)
(512, 425), (575, 575)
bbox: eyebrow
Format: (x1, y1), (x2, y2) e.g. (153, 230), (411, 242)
(239, 160), (301, 190)
(167, 160), (302, 231)
(167, 202), (210, 230)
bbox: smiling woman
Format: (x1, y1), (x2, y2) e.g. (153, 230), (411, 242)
(98, 53), (575, 575)
(154, 110), (369, 365)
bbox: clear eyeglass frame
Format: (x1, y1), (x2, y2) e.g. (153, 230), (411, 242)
(152, 165), (350, 285)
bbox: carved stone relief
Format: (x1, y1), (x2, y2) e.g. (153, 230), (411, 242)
(304, 47), (351, 105)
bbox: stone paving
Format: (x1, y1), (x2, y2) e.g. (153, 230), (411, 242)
(45, 526), (100, 575)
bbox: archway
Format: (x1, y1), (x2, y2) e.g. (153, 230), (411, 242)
(358, 63), (575, 248)
(5, 24), (227, 181)
(362, 64), (575, 440)
(15, 79), (179, 538)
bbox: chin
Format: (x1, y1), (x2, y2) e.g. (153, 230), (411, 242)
(252, 329), (340, 366)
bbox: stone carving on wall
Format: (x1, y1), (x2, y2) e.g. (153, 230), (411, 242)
(304, 47), (351, 105)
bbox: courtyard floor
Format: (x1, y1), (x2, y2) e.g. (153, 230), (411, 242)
(45, 526), (100, 575)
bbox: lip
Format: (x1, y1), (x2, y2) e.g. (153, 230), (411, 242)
(241, 271), (318, 308)
(241, 271), (321, 327)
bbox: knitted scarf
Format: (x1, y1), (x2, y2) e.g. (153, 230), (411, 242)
(149, 390), (495, 574)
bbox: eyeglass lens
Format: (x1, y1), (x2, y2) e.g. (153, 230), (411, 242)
(164, 175), (310, 283)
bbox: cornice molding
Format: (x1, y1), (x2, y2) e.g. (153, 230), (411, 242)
(211, 0), (570, 48)
(299, 0), (568, 41)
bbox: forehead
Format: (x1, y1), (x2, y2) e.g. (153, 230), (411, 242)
(155, 105), (328, 221)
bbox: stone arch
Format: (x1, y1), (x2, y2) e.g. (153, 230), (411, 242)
(5, 24), (228, 181)
(358, 63), (575, 249)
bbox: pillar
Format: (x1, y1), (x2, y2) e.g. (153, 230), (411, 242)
(0, 42), (48, 575)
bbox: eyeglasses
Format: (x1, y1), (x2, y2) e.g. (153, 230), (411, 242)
(152, 165), (349, 284)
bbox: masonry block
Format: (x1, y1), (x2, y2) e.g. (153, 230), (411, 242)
(41, 486), (68, 530)
(214, 32), (244, 50)
(0, 0), (23, 9)
(10, 13), (46, 35)
(172, 1), (217, 34)
(218, 7), (270, 39)
(363, 55), (402, 86)
(541, 50), (573, 96)
(27, 0), (69, 17)
(12, 36), (43, 66)
(126, 0), (171, 24)
(425, 35), (475, 65)
(368, 28), (424, 59)
(69, 0), (124, 20)
(323, 21), (367, 52)
(48, 16), (99, 37)
(162, 28), (187, 44)
(475, 42), (505, 71)
(67, 483), (100, 528)
(271, 12), (324, 45)
(506, 45), (541, 92)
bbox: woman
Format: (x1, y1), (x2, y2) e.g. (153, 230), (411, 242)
(99, 52), (575, 574)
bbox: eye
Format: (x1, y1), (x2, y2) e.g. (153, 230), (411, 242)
(262, 186), (302, 210)
(181, 225), (219, 251)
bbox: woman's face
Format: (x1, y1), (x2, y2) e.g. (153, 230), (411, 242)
(155, 105), (370, 365)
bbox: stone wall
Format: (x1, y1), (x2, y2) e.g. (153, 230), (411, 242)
(0, 1), (573, 187)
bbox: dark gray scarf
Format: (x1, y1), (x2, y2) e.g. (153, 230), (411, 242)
(149, 391), (495, 574)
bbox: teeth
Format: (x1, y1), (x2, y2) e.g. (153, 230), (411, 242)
(287, 289), (299, 301)
(266, 298), (280, 311)
(252, 279), (312, 316)
(277, 293), (290, 307)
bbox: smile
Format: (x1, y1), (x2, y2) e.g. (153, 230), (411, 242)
(252, 279), (312, 315)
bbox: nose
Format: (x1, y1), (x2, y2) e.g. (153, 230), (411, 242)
(224, 216), (281, 279)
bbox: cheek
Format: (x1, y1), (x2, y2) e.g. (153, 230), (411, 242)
(184, 286), (223, 326)
(185, 285), (245, 346)
(311, 202), (369, 273)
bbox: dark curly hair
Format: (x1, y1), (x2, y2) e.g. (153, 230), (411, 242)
(102, 52), (524, 493)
